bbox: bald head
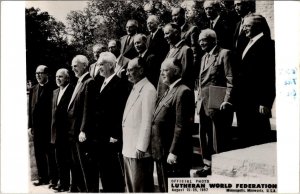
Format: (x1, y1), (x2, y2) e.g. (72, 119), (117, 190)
(35, 65), (49, 85)
(71, 55), (89, 78)
(56, 68), (70, 88)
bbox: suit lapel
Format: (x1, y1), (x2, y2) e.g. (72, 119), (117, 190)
(53, 89), (59, 107)
(122, 81), (146, 123)
(201, 46), (220, 74)
(100, 75), (117, 94)
(153, 87), (176, 120)
(153, 83), (178, 120)
(68, 74), (89, 110)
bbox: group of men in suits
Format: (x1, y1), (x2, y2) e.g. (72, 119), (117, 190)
(28, 0), (275, 192)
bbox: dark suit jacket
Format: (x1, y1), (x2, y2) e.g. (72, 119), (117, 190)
(28, 82), (55, 142)
(146, 28), (169, 65)
(89, 62), (105, 89)
(233, 20), (249, 57)
(67, 73), (96, 141)
(164, 40), (195, 90)
(181, 23), (199, 48)
(237, 36), (275, 109)
(95, 75), (130, 150)
(151, 80), (194, 167)
(141, 50), (160, 87)
(51, 85), (74, 144)
(210, 15), (234, 50)
(120, 35), (138, 60)
(115, 55), (130, 80)
(196, 46), (234, 116)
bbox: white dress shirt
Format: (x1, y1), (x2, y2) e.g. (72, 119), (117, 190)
(57, 84), (69, 105)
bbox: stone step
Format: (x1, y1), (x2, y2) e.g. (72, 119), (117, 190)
(212, 143), (277, 178)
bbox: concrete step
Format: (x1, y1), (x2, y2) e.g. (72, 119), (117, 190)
(212, 143), (277, 178)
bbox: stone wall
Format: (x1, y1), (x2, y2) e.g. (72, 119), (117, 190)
(255, 1), (274, 39)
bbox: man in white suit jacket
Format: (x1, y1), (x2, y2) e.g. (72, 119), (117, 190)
(122, 57), (156, 192)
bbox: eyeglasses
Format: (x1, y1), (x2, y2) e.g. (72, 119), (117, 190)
(35, 72), (45, 75)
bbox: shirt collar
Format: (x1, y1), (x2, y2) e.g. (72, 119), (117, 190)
(152, 28), (159, 36)
(169, 78), (181, 92)
(208, 45), (217, 55)
(250, 32), (264, 44)
(173, 40), (184, 48)
(78, 72), (89, 83)
(133, 77), (147, 91)
(39, 80), (48, 86)
(104, 73), (115, 84)
(59, 84), (69, 92)
(211, 15), (220, 27)
(140, 50), (147, 57)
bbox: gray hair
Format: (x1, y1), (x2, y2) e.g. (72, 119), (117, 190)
(199, 28), (217, 43)
(56, 68), (70, 79)
(134, 33), (147, 43)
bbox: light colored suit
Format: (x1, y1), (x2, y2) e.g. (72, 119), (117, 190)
(122, 78), (156, 158)
(122, 77), (156, 192)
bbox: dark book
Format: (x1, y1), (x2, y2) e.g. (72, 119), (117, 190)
(208, 86), (226, 109)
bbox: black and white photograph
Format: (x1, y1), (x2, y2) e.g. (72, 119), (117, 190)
(1, 0), (299, 193)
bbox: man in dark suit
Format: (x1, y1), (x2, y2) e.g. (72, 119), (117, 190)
(236, 14), (275, 147)
(151, 58), (194, 192)
(50, 68), (74, 192)
(146, 15), (169, 67)
(94, 52), (130, 192)
(196, 29), (234, 177)
(67, 55), (97, 192)
(203, 0), (234, 49)
(233, 0), (254, 56)
(134, 33), (160, 87)
(28, 65), (57, 187)
(108, 39), (130, 79)
(120, 19), (139, 60)
(157, 23), (194, 99)
(171, 7), (200, 64)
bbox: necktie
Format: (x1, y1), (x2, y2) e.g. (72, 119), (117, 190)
(210, 21), (214, 29)
(125, 36), (131, 49)
(100, 81), (107, 92)
(203, 54), (210, 70)
(150, 33), (153, 42)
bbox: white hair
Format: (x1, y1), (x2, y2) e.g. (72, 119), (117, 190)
(147, 15), (159, 25)
(97, 51), (116, 65)
(72, 55), (89, 67)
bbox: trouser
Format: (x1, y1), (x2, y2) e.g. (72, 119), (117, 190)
(55, 141), (71, 188)
(69, 141), (99, 192)
(33, 137), (58, 184)
(156, 159), (190, 192)
(123, 156), (154, 192)
(236, 105), (272, 147)
(99, 143), (125, 192)
(199, 107), (233, 164)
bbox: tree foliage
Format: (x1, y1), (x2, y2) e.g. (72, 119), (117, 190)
(26, 7), (74, 81)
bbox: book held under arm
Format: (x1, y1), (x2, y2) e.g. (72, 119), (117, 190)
(208, 85), (226, 109)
